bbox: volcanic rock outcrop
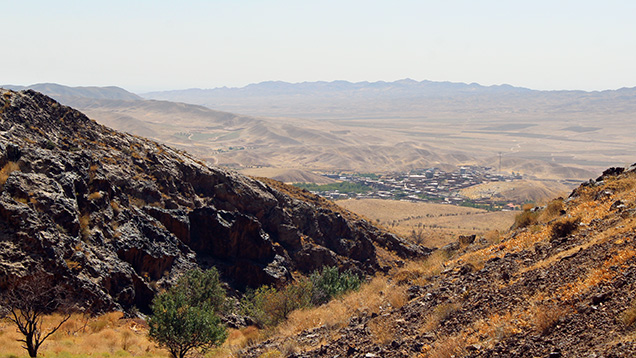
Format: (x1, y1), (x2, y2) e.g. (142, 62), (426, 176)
(0, 89), (427, 312)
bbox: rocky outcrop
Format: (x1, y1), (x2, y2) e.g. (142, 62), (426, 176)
(0, 89), (428, 313)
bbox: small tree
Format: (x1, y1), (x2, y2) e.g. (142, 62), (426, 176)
(310, 266), (362, 305)
(149, 268), (228, 358)
(0, 272), (72, 358)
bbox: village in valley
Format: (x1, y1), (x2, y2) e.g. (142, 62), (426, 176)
(296, 166), (526, 211)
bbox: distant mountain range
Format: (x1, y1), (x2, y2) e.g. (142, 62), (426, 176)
(140, 79), (636, 120)
(3, 81), (632, 180)
(144, 79), (531, 98)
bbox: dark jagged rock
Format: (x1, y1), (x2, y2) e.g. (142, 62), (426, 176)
(0, 89), (428, 312)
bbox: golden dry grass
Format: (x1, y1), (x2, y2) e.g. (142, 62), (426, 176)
(460, 180), (570, 203)
(0, 312), (263, 358)
(0, 312), (166, 358)
(276, 276), (407, 339)
(0, 161), (20, 187)
(368, 315), (397, 345)
(87, 191), (103, 201)
(338, 199), (517, 248)
(623, 300), (636, 328)
(393, 250), (449, 286)
(421, 334), (467, 358)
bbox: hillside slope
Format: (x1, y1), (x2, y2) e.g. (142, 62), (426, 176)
(242, 166), (636, 357)
(0, 89), (426, 313)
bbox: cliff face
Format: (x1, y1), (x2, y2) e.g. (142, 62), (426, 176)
(0, 89), (427, 312)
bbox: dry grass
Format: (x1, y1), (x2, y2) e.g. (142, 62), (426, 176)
(530, 304), (569, 335)
(87, 191), (103, 201)
(368, 316), (397, 345)
(557, 248), (636, 302)
(0, 312), (165, 358)
(339, 199), (516, 248)
(418, 334), (467, 358)
(393, 250), (449, 285)
(538, 198), (565, 222)
(0, 161), (20, 187)
(79, 213), (91, 239)
(110, 200), (121, 214)
(277, 276), (407, 338)
(622, 300), (636, 328)
(421, 302), (460, 333)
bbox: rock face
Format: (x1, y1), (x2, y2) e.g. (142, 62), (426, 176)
(0, 89), (428, 312)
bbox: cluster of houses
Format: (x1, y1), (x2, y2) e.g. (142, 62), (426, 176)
(318, 166), (524, 210)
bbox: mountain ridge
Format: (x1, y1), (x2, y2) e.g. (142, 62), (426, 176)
(0, 89), (425, 313)
(3, 83), (142, 101)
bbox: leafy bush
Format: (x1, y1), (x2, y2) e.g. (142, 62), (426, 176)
(148, 268), (228, 358)
(241, 280), (313, 327)
(175, 268), (230, 314)
(241, 266), (362, 327)
(310, 266), (362, 305)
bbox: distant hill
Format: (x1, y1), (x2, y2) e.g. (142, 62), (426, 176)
(138, 80), (636, 176)
(3, 83), (142, 101)
(140, 79), (636, 120)
(143, 79), (531, 102)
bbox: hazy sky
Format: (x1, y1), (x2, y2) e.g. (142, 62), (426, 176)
(3, 0), (636, 92)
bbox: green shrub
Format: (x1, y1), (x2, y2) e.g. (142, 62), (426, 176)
(148, 268), (228, 358)
(175, 268), (230, 314)
(310, 266), (362, 305)
(241, 280), (313, 327)
(240, 266), (362, 327)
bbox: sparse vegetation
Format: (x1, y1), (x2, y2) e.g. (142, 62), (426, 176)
(623, 299), (636, 328)
(0, 161), (20, 187)
(309, 266), (363, 305)
(550, 216), (579, 239)
(148, 268), (228, 358)
(87, 191), (103, 201)
(292, 182), (372, 194)
(512, 206), (539, 229)
(241, 266), (362, 328)
(531, 303), (568, 335)
(0, 272), (74, 358)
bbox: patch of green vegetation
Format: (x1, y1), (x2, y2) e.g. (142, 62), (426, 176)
(353, 173), (380, 180)
(190, 132), (219, 141)
(293, 182), (372, 194)
(240, 266), (362, 327)
(215, 131), (241, 141)
(459, 201), (506, 211)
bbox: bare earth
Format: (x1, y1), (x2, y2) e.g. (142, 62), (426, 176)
(338, 198), (517, 248)
(459, 179), (572, 203)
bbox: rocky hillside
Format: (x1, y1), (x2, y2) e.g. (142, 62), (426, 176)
(0, 89), (426, 313)
(241, 166), (636, 357)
